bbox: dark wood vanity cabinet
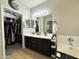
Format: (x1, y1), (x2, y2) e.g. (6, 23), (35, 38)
(25, 36), (51, 56)
(25, 36), (31, 48)
(57, 52), (78, 59)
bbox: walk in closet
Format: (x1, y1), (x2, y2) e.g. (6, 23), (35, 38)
(0, 8), (23, 59)
(4, 9), (22, 48)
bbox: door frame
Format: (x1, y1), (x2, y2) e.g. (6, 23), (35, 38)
(0, 5), (24, 59)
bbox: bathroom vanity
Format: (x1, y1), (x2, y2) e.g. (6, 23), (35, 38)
(23, 14), (56, 57)
(24, 34), (52, 56)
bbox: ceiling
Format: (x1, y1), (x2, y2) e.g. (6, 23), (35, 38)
(21, 0), (47, 8)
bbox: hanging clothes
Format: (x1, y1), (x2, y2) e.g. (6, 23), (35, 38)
(4, 16), (22, 46)
(15, 16), (21, 43)
(4, 17), (16, 45)
(12, 30), (15, 42)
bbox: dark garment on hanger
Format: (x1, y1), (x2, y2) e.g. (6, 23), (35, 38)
(15, 18), (21, 43)
(4, 17), (16, 45)
(16, 19), (21, 34)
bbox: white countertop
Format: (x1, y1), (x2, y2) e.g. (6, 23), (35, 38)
(24, 34), (53, 39)
(57, 40), (79, 58)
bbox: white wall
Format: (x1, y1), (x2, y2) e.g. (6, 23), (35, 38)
(31, 0), (79, 36)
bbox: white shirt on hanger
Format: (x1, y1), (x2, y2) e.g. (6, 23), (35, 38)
(53, 22), (58, 34)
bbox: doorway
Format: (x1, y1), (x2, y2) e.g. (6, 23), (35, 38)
(3, 8), (23, 59)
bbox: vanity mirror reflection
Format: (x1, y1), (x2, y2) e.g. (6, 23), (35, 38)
(32, 14), (53, 34)
(25, 14), (53, 34)
(25, 19), (30, 28)
(43, 14), (53, 33)
(25, 19), (34, 28)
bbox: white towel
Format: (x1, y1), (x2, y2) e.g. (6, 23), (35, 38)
(53, 23), (58, 34)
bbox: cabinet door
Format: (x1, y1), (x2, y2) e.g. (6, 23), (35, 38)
(57, 52), (78, 59)
(25, 36), (31, 48)
(25, 36), (28, 48)
(67, 55), (73, 59)
(31, 37), (37, 51)
(35, 38), (41, 52)
(67, 55), (78, 59)
(40, 39), (51, 56)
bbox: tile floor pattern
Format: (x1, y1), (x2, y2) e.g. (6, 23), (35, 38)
(6, 43), (52, 59)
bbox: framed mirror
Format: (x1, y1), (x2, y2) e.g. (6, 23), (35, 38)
(32, 14), (53, 34)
